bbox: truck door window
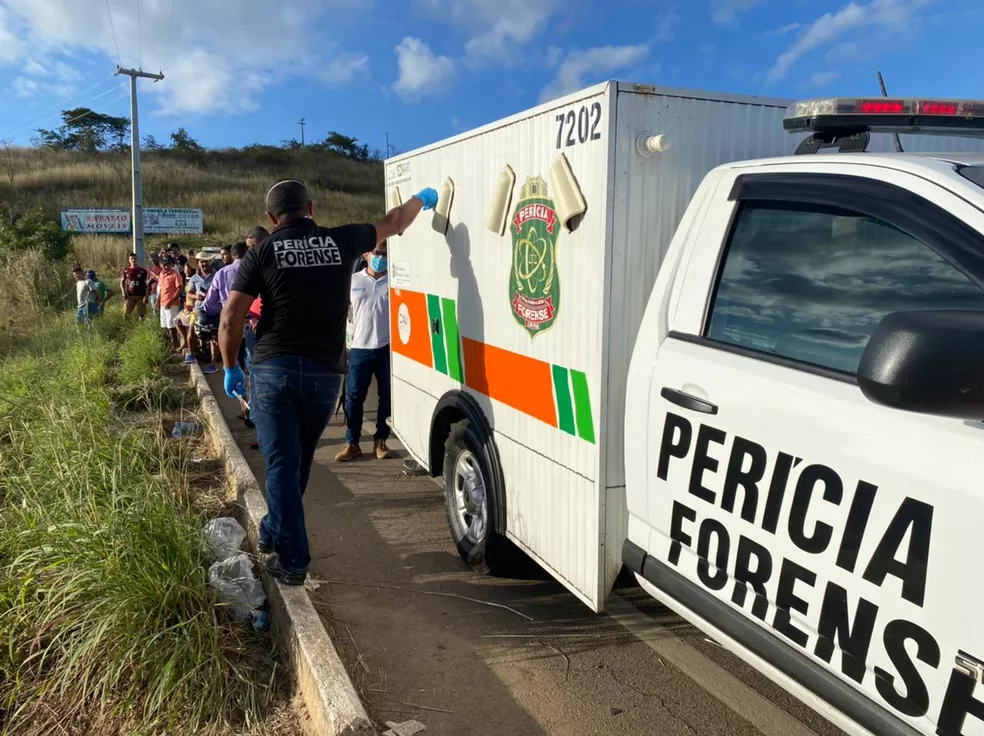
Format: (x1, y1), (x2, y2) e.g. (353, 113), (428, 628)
(706, 202), (984, 374)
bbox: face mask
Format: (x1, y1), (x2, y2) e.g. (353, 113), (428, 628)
(370, 255), (387, 273)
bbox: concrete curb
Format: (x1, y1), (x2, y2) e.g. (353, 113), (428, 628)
(188, 363), (376, 736)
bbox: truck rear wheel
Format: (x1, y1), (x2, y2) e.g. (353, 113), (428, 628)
(443, 418), (504, 574)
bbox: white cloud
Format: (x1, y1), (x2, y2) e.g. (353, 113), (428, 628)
(393, 37), (456, 102)
(656, 7), (678, 42)
(319, 54), (370, 85)
(0, 6), (24, 62)
(776, 22), (801, 35)
(415, 0), (557, 67)
(539, 44), (649, 103)
(0, 0), (372, 115)
(713, 0), (761, 25)
(11, 76), (39, 97)
(807, 70), (839, 87)
(451, 115), (460, 128)
(767, 0), (929, 83)
(545, 45), (563, 67)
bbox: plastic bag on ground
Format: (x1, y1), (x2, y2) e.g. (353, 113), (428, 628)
(208, 552), (266, 610)
(171, 420), (201, 438)
(204, 517), (246, 560)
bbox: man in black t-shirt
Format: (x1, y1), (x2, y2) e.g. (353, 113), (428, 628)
(218, 178), (437, 584)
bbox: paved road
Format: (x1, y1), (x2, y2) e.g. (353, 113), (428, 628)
(207, 374), (847, 736)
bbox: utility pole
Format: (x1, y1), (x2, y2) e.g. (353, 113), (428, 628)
(298, 118), (306, 146)
(116, 64), (164, 267)
(385, 131), (391, 158)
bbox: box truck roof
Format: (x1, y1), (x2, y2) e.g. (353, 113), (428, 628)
(385, 81), (793, 163)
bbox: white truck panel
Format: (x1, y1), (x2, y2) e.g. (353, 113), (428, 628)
(387, 84), (612, 606)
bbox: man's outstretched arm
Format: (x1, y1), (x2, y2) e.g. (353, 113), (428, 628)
(373, 188), (437, 243)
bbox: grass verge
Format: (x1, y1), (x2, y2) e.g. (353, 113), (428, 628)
(0, 313), (284, 736)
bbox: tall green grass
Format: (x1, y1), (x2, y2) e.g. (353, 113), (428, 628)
(0, 316), (278, 735)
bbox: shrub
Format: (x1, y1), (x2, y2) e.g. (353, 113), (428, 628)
(0, 208), (72, 260)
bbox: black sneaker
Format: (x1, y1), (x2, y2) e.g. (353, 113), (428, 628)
(265, 555), (306, 586)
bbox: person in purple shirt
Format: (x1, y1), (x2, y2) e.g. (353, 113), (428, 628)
(202, 241), (247, 317)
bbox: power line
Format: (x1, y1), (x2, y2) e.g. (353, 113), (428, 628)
(0, 74), (119, 139)
(105, 0), (121, 67)
(0, 84), (128, 143)
(162, 0), (178, 73)
(136, 0), (143, 69)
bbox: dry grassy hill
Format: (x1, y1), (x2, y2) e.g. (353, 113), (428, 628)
(1, 145), (385, 263)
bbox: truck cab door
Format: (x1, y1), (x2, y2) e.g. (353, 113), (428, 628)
(625, 164), (984, 736)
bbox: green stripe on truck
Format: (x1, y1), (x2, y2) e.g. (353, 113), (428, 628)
(427, 293), (448, 375)
(570, 369), (595, 443)
(441, 297), (463, 382)
(551, 365), (576, 436)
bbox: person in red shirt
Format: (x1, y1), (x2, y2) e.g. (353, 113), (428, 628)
(119, 253), (149, 320)
(157, 255), (184, 351)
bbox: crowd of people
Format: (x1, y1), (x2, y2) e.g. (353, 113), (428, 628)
(75, 180), (438, 587)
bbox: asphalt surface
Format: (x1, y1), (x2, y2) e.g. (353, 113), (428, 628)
(206, 372), (848, 736)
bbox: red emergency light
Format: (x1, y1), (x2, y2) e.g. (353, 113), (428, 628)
(783, 97), (984, 135)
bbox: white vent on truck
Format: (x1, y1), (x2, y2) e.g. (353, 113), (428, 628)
(550, 152), (587, 232)
(432, 176), (455, 235)
(485, 165), (516, 236)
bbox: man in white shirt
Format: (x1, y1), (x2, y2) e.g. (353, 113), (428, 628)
(335, 241), (394, 461)
(74, 266), (100, 324)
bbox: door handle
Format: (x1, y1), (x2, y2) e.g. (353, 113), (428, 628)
(660, 387), (718, 415)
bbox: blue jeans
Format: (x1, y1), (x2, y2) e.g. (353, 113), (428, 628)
(251, 355), (341, 574)
(76, 303), (98, 324)
(345, 346), (391, 445)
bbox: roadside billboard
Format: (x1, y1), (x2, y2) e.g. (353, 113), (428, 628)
(60, 207), (204, 234)
(144, 208), (203, 235)
(60, 208), (130, 233)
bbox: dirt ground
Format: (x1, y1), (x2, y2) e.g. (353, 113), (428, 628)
(208, 375), (847, 736)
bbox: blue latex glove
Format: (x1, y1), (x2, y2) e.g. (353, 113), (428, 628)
(224, 366), (246, 399)
(414, 187), (438, 211)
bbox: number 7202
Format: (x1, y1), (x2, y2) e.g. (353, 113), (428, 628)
(555, 102), (603, 149)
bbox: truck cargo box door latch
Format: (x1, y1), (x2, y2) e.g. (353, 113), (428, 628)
(432, 318), (441, 335)
(660, 387), (718, 415)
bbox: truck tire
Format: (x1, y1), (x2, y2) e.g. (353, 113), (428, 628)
(443, 418), (504, 574)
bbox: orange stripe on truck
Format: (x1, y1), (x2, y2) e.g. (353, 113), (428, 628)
(390, 288), (433, 368)
(462, 337), (557, 428)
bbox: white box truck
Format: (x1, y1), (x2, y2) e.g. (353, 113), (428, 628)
(385, 82), (984, 736)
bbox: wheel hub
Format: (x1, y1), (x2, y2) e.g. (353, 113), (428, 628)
(454, 450), (487, 544)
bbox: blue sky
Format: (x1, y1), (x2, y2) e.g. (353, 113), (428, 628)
(0, 0), (982, 154)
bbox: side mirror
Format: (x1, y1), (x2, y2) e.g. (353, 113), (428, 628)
(858, 309), (984, 420)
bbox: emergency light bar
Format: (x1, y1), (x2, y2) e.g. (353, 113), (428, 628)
(783, 97), (984, 135)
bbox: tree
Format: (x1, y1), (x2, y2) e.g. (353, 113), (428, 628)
(35, 107), (130, 153)
(143, 134), (164, 150)
(169, 127), (204, 153)
(321, 131), (370, 161)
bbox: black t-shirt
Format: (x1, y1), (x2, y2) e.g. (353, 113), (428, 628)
(231, 218), (376, 371)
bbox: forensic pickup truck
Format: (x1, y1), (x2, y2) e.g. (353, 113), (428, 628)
(384, 86), (984, 736)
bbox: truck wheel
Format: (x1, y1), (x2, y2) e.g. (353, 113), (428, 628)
(443, 418), (502, 574)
